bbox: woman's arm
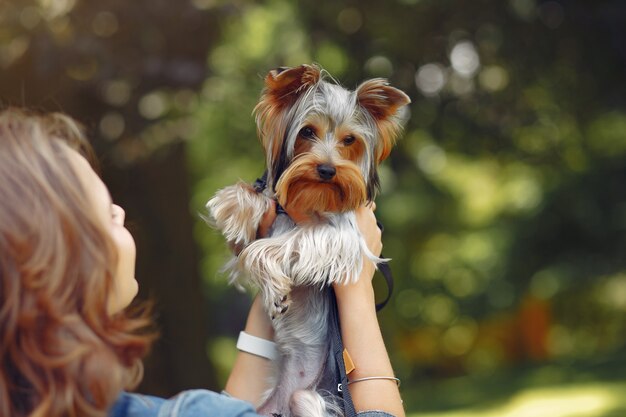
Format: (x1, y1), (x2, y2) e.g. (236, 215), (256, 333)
(333, 205), (405, 417)
(224, 203), (277, 405)
(224, 294), (274, 405)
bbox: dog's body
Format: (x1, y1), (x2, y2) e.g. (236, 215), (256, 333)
(206, 65), (410, 417)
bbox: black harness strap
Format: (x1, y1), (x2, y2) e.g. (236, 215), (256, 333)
(253, 171), (287, 215)
(253, 170), (269, 193)
(375, 259), (394, 312)
(328, 287), (358, 417)
(375, 220), (394, 312)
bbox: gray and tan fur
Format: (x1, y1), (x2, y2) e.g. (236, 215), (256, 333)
(206, 64), (410, 417)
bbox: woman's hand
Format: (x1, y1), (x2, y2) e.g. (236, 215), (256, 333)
(333, 203), (381, 299)
(356, 203), (382, 257)
(355, 203), (382, 282)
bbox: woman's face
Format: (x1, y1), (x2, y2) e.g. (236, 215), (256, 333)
(67, 148), (138, 314)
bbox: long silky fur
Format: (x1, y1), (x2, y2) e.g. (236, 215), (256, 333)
(205, 64), (409, 417)
(205, 181), (272, 248)
(236, 211), (385, 313)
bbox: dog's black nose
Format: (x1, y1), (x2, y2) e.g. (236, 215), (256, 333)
(317, 164), (336, 180)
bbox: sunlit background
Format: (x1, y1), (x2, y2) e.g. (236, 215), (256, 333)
(1, 0), (625, 416)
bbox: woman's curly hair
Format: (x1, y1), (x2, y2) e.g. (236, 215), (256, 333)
(0, 109), (155, 417)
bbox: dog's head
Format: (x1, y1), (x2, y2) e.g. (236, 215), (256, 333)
(254, 64), (410, 216)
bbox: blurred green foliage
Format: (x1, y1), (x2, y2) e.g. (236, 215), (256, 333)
(2, 0), (624, 414)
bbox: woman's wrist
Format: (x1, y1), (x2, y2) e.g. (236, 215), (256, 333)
(334, 272), (405, 416)
(244, 295), (274, 341)
(225, 295), (274, 405)
(334, 259), (376, 304)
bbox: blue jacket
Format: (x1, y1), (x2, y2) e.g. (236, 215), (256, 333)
(109, 390), (395, 417)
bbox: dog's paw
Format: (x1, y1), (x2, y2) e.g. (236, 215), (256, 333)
(205, 181), (272, 247)
(270, 294), (291, 320)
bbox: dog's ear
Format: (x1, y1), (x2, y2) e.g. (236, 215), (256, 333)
(255, 65), (321, 187)
(357, 79), (411, 162)
(263, 64), (321, 108)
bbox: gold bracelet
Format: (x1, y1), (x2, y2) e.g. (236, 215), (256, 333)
(349, 376), (401, 387)
(338, 376), (400, 392)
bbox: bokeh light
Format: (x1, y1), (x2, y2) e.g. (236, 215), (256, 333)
(479, 65), (509, 92)
(365, 55), (393, 77)
(450, 41), (480, 78)
(138, 91), (168, 120)
(415, 63), (447, 96)
(102, 79), (132, 106)
(92, 11), (119, 38)
(37, 0), (76, 20)
(337, 7), (363, 34)
(99, 112), (125, 140)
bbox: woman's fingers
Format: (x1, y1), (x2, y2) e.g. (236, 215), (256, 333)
(356, 204), (382, 257)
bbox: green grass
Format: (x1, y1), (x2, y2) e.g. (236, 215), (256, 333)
(404, 351), (626, 417)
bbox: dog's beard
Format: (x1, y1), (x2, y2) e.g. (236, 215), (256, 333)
(275, 158), (367, 215)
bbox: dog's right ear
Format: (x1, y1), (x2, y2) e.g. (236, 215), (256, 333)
(263, 64), (321, 108)
(255, 65), (321, 187)
(357, 79), (411, 163)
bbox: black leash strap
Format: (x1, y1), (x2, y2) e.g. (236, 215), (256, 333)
(328, 287), (358, 417)
(375, 259), (394, 311)
(375, 220), (394, 312)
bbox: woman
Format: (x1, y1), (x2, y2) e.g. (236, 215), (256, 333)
(0, 108), (404, 417)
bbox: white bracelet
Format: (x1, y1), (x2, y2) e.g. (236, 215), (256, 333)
(236, 331), (278, 361)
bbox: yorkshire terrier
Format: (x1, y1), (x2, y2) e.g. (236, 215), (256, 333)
(206, 64), (410, 417)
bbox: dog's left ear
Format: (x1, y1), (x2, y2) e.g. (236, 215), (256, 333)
(357, 79), (411, 162)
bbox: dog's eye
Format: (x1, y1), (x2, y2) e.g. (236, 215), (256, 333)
(343, 135), (356, 146)
(299, 126), (315, 139)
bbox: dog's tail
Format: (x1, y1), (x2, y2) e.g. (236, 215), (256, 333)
(289, 389), (343, 417)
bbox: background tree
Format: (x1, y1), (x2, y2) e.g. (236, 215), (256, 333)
(0, 0), (224, 395)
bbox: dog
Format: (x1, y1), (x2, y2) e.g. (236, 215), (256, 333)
(206, 64), (410, 417)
